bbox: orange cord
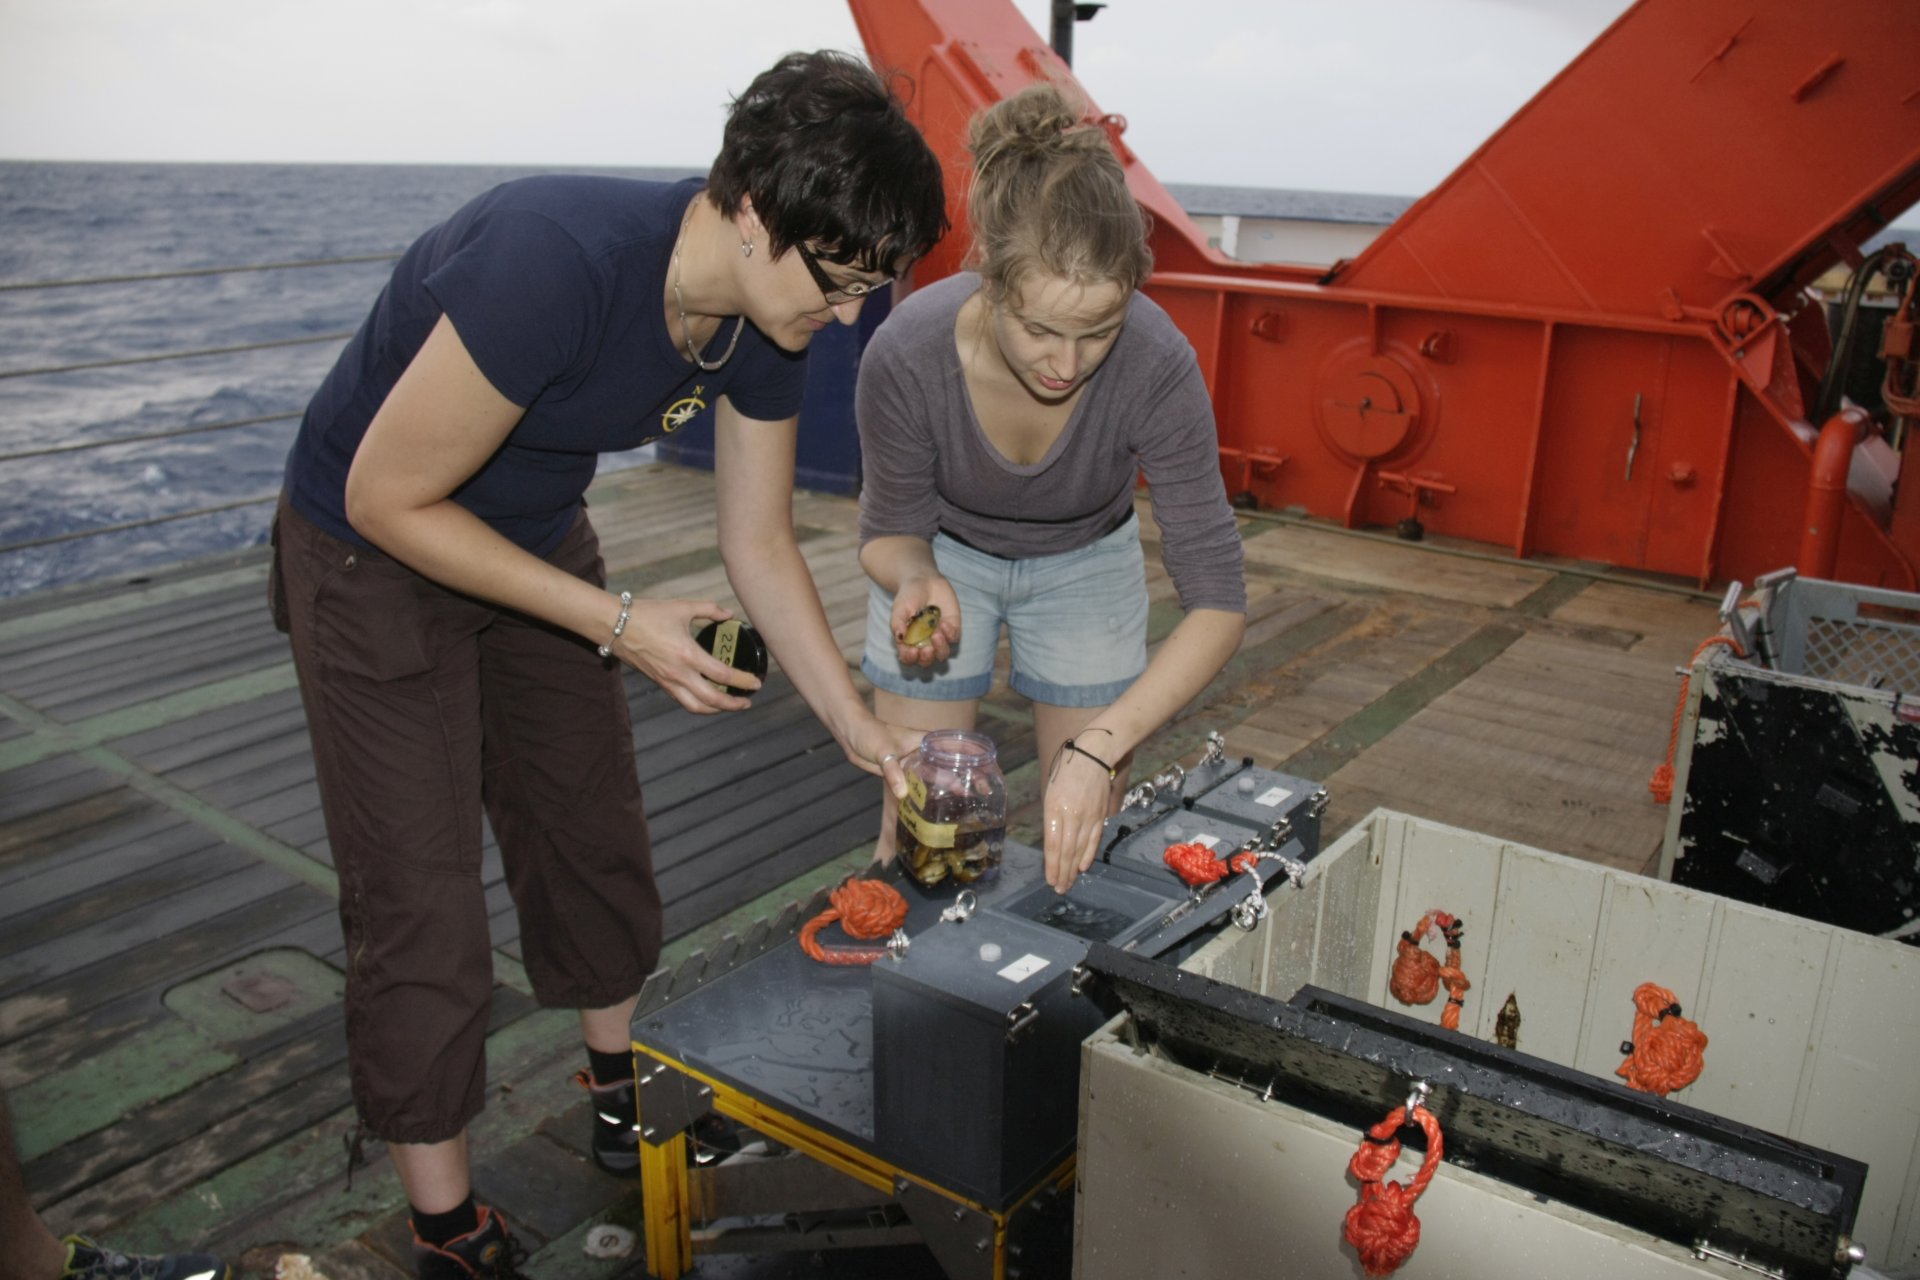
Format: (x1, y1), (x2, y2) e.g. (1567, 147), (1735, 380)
(1343, 1102), (1445, 1276)
(798, 879), (909, 966)
(1649, 634), (1747, 804)
(1163, 841), (1259, 886)
(1616, 981), (1708, 1097)
(1389, 911), (1471, 1031)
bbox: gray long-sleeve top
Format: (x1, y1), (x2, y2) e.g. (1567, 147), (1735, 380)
(855, 273), (1247, 615)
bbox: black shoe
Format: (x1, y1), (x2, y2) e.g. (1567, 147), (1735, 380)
(573, 1068), (640, 1177)
(58, 1236), (232, 1280)
(689, 1111), (747, 1166)
(411, 1204), (525, 1279)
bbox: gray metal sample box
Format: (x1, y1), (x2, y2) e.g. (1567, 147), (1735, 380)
(871, 912), (1106, 1205)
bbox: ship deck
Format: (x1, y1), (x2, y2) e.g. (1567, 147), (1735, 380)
(0, 460), (1721, 1278)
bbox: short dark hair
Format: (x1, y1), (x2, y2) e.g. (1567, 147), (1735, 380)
(707, 50), (948, 275)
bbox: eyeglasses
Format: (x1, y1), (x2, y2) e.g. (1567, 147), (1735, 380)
(795, 244), (890, 307)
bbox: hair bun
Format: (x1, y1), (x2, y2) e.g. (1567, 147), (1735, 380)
(964, 81), (1153, 297)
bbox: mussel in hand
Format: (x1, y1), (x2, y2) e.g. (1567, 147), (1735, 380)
(900, 605), (941, 647)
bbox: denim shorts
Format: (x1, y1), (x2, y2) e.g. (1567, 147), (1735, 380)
(862, 514), (1148, 707)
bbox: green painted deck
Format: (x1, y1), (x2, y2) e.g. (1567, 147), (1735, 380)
(0, 462), (1722, 1278)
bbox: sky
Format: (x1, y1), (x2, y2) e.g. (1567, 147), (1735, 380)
(0, 0), (1643, 199)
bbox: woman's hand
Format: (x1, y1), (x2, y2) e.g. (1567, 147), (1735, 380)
(611, 597), (760, 713)
(1043, 745), (1113, 893)
(841, 717), (926, 800)
(890, 575), (962, 668)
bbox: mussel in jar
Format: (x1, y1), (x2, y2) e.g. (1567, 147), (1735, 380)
(896, 818), (1005, 888)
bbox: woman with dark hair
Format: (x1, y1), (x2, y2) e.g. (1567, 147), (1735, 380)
(271, 51), (945, 1278)
(858, 83), (1246, 899)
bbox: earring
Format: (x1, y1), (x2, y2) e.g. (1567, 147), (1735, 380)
(740, 240), (753, 259)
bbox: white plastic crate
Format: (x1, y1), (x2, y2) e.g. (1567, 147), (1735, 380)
(1076, 808), (1920, 1279)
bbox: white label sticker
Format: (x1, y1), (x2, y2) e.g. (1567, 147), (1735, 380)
(1256, 786), (1293, 807)
(998, 954), (1051, 982)
(1193, 833), (1222, 849)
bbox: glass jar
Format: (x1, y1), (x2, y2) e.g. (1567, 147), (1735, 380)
(895, 730), (1007, 890)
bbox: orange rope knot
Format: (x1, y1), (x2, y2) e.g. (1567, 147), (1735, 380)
(1389, 911), (1471, 1031)
(1163, 840), (1259, 887)
(1649, 633), (1747, 805)
(798, 879), (909, 966)
(1616, 981), (1708, 1097)
(1343, 1102), (1445, 1277)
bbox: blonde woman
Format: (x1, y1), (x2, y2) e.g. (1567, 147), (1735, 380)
(857, 83), (1246, 896)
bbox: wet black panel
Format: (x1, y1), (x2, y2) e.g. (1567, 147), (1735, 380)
(1675, 672), (1920, 940)
(634, 856), (1056, 1158)
(1085, 945), (1868, 1280)
(872, 915), (1108, 1204)
(998, 874), (1169, 945)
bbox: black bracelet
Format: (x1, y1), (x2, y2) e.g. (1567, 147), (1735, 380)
(1062, 737), (1117, 780)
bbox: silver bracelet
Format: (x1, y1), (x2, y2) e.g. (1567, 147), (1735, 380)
(597, 590), (633, 658)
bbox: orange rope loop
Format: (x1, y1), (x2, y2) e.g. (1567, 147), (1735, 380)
(1343, 1102), (1445, 1276)
(1389, 911), (1471, 1031)
(1615, 981), (1708, 1096)
(1649, 633), (1746, 804)
(798, 879), (909, 966)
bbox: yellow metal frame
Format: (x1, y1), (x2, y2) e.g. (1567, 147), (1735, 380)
(633, 1042), (1073, 1280)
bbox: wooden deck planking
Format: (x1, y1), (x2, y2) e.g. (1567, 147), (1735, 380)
(0, 581), (267, 662)
(0, 601), (287, 722)
(1316, 631), (1682, 870)
(103, 689), (311, 774)
(2, 860), (304, 1001)
(0, 882), (342, 1083)
(0, 813), (206, 921)
(24, 1008), (351, 1209)
(1, 839), (261, 964)
(1550, 579), (1722, 656)
(1239, 520), (1558, 606)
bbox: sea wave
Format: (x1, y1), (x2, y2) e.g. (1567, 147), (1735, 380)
(0, 161), (699, 598)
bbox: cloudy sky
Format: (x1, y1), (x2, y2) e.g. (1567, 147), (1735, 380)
(0, 0), (1645, 199)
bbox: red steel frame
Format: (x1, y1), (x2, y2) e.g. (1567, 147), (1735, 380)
(848, 0), (1920, 588)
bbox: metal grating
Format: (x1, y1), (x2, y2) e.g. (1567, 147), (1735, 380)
(1800, 616), (1920, 689)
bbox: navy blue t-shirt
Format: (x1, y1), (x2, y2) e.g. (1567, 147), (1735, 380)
(283, 176), (807, 554)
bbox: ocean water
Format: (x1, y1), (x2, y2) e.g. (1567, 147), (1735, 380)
(0, 160), (698, 598)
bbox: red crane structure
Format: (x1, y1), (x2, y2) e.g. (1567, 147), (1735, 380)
(849, 0), (1920, 588)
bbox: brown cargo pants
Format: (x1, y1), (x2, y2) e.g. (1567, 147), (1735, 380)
(271, 496), (661, 1143)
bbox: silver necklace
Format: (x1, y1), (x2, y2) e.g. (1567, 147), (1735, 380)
(671, 207), (743, 372)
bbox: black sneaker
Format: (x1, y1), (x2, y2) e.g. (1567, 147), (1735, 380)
(689, 1111), (747, 1166)
(573, 1068), (640, 1177)
(58, 1236), (232, 1280)
(411, 1204), (525, 1280)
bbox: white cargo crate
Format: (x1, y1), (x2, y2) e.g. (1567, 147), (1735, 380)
(1076, 808), (1920, 1279)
